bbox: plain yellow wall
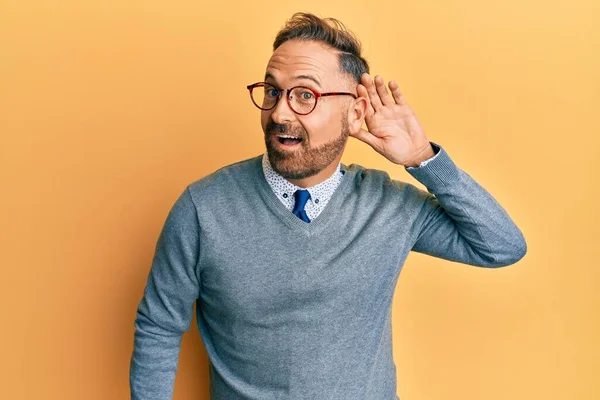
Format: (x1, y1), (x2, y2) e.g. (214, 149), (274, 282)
(1, 0), (598, 399)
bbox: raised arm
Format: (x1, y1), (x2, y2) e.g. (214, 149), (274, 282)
(130, 186), (201, 399)
(405, 142), (527, 267)
(350, 73), (526, 267)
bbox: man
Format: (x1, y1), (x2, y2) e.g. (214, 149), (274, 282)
(129, 12), (527, 400)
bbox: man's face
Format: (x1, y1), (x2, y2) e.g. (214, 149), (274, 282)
(261, 40), (353, 180)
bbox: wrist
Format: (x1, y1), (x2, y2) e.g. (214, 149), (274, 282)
(405, 143), (435, 168)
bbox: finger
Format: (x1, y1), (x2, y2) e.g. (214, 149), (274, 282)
(361, 73), (383, 111)
(375, 75), (395, 107)
(389, 80), (407, 106)
(356, 84), (375, 118)
(349, 128), (382, 149)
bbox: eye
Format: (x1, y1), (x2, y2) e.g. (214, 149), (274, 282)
(266, 88), (280, 98)
(292, 88), (315, 103)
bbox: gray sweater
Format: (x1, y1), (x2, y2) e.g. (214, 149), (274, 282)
(129, 143), (527, 399)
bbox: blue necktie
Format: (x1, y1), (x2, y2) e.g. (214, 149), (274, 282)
(292, 189), (311, 223)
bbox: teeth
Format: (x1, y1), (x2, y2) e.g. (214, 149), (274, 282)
(279, 135), (301, 139)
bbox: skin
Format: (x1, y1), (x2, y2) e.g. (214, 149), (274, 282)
(260, 39), (435, 188)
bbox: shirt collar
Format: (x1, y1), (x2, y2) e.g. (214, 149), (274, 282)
(261, 153), (344, 203)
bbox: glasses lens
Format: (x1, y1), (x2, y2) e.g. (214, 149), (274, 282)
(289, 87), (316, 114)
(251, 83), (279, 110)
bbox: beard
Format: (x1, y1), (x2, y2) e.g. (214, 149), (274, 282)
(264, 115), (350, 180)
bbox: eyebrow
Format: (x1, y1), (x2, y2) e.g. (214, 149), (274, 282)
(264, 72), (322, 88)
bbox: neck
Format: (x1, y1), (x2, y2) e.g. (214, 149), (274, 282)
(286, 162), (339, 188)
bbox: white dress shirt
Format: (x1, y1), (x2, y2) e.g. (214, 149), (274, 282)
(261, 153), (344, 221)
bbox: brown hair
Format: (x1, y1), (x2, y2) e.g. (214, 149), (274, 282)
(273, 12), (370, 83)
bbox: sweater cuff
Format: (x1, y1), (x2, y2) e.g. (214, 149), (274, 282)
(404, 141), (460, 191)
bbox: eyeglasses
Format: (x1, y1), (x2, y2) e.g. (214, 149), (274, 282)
(246, 82), (357, 115)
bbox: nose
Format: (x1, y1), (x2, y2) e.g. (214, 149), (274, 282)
(270, 90), (295, 124)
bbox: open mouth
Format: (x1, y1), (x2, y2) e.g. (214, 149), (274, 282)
(277, 135), (303, 146)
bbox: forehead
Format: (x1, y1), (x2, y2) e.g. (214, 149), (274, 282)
(265, 40), (341, 88)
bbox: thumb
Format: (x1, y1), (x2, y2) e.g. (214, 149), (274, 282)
(350, 128), (381, 149)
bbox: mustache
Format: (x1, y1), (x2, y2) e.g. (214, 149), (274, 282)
(266, 120), (305, 139)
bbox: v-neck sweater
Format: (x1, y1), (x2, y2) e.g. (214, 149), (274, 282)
(261, 152), (345, 222)
(130, 143), (527, 400)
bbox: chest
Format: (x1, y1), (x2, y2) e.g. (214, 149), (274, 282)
(197, 216), (411, 323)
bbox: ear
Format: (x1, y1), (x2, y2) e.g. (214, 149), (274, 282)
(347, 95), (368, 135)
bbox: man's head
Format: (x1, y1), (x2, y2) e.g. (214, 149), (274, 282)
(258, 13), (369, 183)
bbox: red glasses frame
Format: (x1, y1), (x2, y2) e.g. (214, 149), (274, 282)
(246, 82), (357, 115)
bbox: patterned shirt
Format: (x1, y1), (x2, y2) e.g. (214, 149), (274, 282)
(261, 153), (344, 221)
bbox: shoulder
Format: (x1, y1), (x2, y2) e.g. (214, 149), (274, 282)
(343, 162), (409, 190)
(186, 155), (262, 200)
(342, 162), (431, 203)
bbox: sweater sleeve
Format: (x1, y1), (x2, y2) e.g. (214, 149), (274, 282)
(405, 142), (527, 267)
(129, 186), (201, 399)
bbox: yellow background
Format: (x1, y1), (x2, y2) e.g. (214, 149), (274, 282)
(1, 0), (598, 399)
